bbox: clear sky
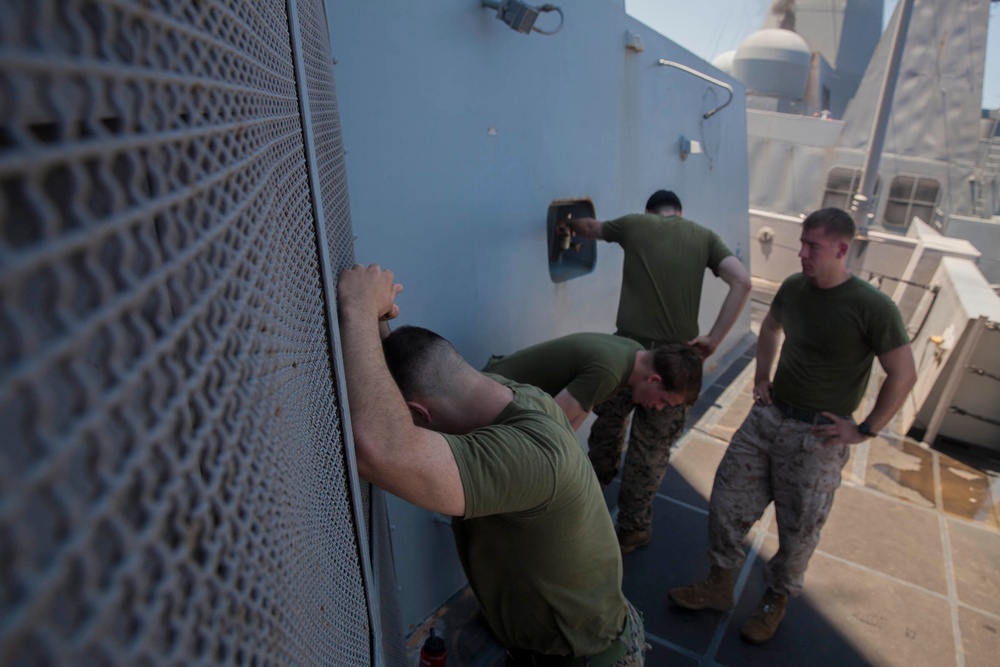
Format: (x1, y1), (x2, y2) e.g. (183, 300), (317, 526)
(625, 0), (1000, 110)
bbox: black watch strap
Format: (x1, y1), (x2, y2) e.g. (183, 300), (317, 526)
(857, 421), (875, 438)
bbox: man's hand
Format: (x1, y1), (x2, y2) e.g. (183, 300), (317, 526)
(687, 335), (717, 360)
(338, 264), (403, 321)
(814, 413), (867, 446)
(752, 378), (774, 406)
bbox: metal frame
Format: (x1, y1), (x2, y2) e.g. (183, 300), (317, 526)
(285, 0), (384, 663)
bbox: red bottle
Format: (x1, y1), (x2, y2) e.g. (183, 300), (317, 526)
(419, 627), (447, 667)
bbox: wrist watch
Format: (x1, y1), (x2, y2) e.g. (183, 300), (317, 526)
(857, 421), (875, 438)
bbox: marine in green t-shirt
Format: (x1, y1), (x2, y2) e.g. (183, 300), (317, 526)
(559, 190), (750, 356)
(556, 190), (752, 553)
(485, 332), (703, 430)
(668, 208), (916, 645)
(372, 323), (644, 662)
(338, 267), (645, 661)
(770, 273), (910, 415)
(444, 374), (628, 656)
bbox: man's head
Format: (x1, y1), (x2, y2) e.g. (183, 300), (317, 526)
(645, 190), (682, 216)
(382, 325), (470, 429)
(798, 208), (855, 284)
(630, 344), (703, 409)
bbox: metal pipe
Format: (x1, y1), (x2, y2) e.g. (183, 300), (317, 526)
(852, 0), (916, 232)
(657, 59), (734, 119)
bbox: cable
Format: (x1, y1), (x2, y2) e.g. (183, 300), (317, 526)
(533, 5), (564, 35)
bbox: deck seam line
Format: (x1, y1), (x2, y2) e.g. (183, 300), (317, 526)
(811, 550), (951, 601)
(657, 489), (1000, 621)
(657, 493), (710, 516)
(838, 478), (999, 534)
(641, 630), (707, 663)
(703, 507), (774, 664)
(935, 449), (966, 667)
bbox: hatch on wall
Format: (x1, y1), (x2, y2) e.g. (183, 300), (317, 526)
(547, 199), (597, 283)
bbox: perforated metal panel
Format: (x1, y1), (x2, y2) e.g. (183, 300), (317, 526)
(0, 1), (400, 664)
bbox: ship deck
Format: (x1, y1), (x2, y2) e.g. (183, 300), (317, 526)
(410, 299), (1000, 667)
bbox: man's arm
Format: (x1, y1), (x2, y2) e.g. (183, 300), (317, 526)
(338, 265), (466, 516)
(561, 217), (604, 240)
(553, 389), (588, 430)
(818, 343), (916, 445)
(752, 309), (782, 406)
(688, 256), (753, 359)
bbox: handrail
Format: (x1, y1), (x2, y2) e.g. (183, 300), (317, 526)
(657, 59), (734, 119)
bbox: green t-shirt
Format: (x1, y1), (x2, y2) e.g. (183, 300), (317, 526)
(771, 274), (910, 415)
(443, 376), (627, 656)
(485, 333), (643, 411)
(603, 213), (732, 345)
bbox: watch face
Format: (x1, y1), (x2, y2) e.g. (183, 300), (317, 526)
(858, 422), (873, 436)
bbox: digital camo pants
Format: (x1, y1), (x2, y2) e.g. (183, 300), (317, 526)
(588, 388), (688, 534)
(707, 402), (850, 596)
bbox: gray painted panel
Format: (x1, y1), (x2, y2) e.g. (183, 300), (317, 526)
(840, 0), (988, 167)
(945, 216), (1000, 285)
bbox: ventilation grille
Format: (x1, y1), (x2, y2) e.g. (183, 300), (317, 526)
(0, 1), (391, 664)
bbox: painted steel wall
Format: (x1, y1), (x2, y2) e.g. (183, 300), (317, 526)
(326, 0), (751, 631)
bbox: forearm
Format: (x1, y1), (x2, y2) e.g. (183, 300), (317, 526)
(861, 344), (917, 432)
(754, 314), (781, 385)
(862, 379), (910, 432)
(706, 280), (751, 348)
(554, 389), (588, 431)
(339, 309), (415, 473)
(564, 217), (603, 240)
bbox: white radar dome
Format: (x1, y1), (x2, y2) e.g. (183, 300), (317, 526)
(711, 50), (736, 76)
(732, 29), (811, 99)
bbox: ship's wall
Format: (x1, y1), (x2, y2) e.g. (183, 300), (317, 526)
(945, 215), (1000, 285)
(747, 111), (844, 217)
(747, 108), (968, 231)
(909, 257), (1000, 449)
(326, 0), (751, 632)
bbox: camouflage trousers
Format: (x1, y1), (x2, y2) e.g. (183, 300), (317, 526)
(588, 388), (688, 533)
(610, 600), (648, 667)
(707, 402), (850, 596)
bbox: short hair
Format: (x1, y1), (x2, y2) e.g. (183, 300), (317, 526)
(382, 325), (465, 399)
(802, 207), (855, 241)
(645, 190), (682, 214)
(651, 344), (703, 405)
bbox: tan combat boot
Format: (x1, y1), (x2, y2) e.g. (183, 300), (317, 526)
(740, 588), (788, 644)
(667, 565), (736, 611)
(617, 528), (652, 554)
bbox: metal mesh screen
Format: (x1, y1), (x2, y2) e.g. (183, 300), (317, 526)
(0, 0), (395, 664)
(292, 0), (406, 662)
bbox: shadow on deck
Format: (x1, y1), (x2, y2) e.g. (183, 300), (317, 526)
(409, 301), (1000, 666)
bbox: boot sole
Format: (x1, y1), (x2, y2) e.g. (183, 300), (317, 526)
(740, 629), (777, 644)
(667, 591), (734, 612)
(619, 540), (650, 554)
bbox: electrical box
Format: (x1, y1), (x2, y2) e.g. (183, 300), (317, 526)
(547, 199), (597, 283)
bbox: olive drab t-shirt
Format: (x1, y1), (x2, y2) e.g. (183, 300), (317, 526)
(603, 213), (732, 345)
(443, 376), (627, 656)
(485, 333), (643, 411)
(770, 274), (910, 416)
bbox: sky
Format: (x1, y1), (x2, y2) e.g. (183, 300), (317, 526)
(625, 0), (1000, 110)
